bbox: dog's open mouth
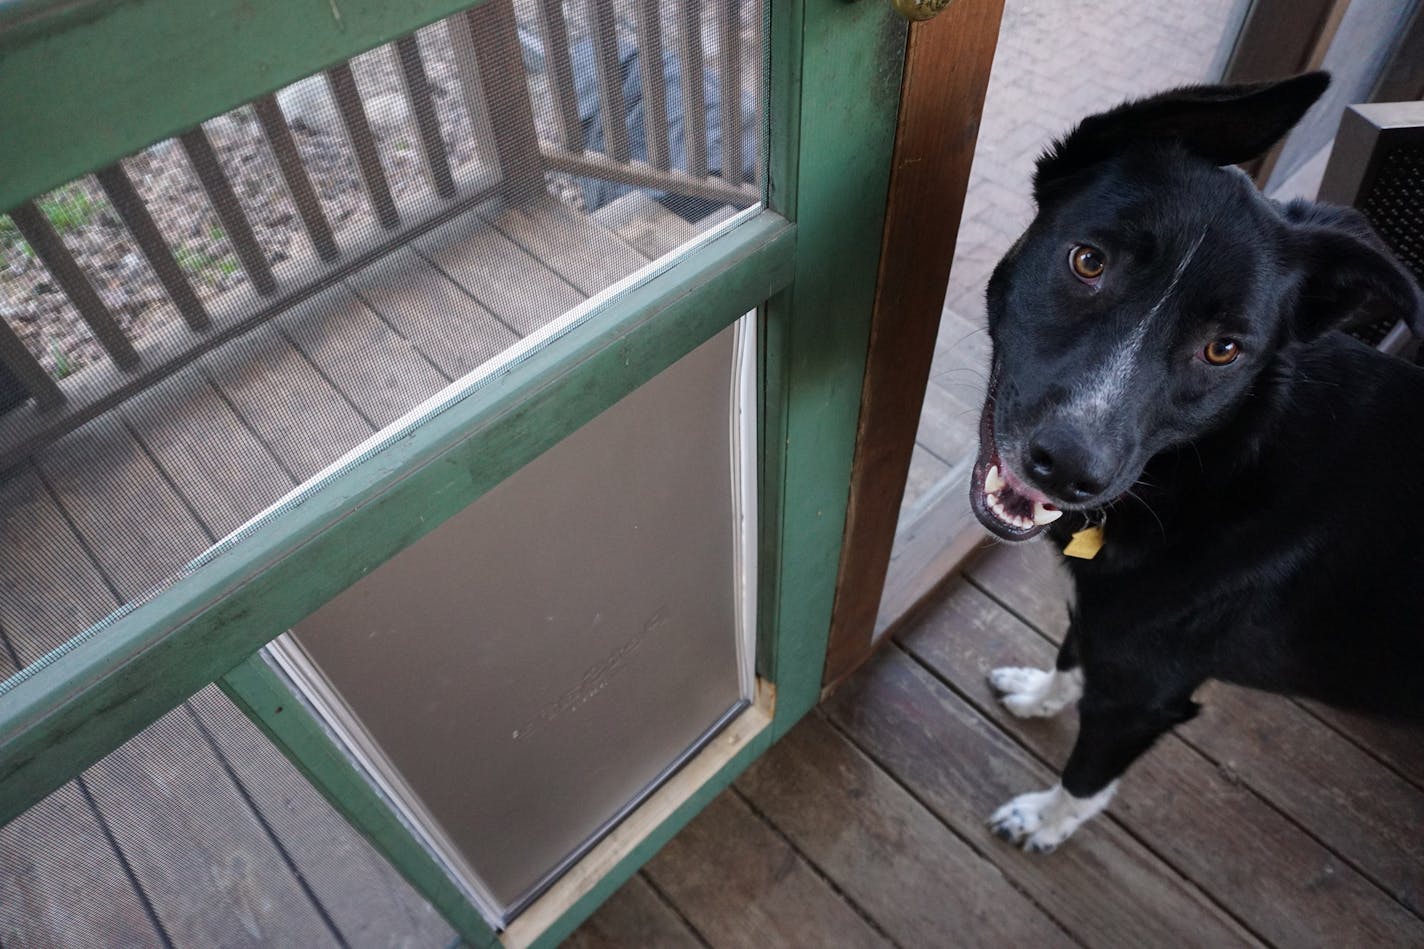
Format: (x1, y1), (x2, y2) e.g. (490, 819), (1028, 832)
(971, 369), (1063, 541)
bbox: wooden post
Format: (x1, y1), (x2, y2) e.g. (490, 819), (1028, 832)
(823, 0), (1004, 691)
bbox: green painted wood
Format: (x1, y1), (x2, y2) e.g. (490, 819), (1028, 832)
(519, 2), (909, 940)
(0, 0), (491, 212)
(218, 653), (498, 949)
(0, 212), (795, 828)
(760, 0), (907, 733)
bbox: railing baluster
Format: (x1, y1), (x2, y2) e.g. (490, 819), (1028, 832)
(537, 0), (584, 154)
(252, 94), (341, 263)
(457, 0), (545, 198)
(8, 201), (140, 369)
(443, 11), (498, 173)
(719, 0), (743, 186)
(178, 128), (279, 296)
(325, 63), (402, 229)
(0, 318), (64, 410)
(588, 0), (631, 163)
(679, 0), (709, 178)
(395, 34), (458, 200)
(93, 163), (211, 332)
(635, 0), (672, 171)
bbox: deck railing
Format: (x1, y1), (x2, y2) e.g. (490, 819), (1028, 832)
(0, 0), (758, 463)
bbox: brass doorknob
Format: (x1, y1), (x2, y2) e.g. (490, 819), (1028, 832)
(891, 0), (952, 20)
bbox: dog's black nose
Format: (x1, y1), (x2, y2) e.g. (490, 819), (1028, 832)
(1025, 424), (1115, 503)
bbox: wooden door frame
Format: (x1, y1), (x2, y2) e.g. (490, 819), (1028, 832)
(823, 0), (1004, 690)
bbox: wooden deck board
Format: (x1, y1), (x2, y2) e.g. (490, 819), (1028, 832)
(562, 873), (705, 949)
(0, 779), (167, 949)
(347, 248), (518, 381)
(900, 575), (1424, 945)
(965, 540), (1424, 919)
(278, 285), (451, 430)
(824, 648), (1259, 947)
(643, 793), (891, 949)
(737, 714), (1074, 947)
(416, 210), (585, 336)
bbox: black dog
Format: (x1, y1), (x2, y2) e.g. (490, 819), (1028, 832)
(972, 72), (1424, 852)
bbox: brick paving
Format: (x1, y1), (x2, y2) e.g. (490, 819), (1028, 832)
(922, 0), (1246, 457)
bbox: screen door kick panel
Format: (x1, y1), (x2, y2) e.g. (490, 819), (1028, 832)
(274, 322), (755, 924)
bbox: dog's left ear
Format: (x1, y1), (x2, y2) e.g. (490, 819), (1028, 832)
(1284, 201), (1424, 340)
(1035, 71), (1329, 203)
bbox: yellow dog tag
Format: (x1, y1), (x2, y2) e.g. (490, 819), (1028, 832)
(1064, 524), (1105, 560)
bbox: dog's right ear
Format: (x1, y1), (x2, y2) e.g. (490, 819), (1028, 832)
(1034, 72), (1329, 203)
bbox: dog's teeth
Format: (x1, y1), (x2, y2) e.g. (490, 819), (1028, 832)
(1032, 502), (1063, 525)
(986, 465), (1006, 494)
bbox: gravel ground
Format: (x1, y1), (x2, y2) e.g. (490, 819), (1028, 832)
(0, 0), (760, 383)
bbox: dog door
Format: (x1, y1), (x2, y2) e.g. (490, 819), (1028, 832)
(267, 318), (757, 926)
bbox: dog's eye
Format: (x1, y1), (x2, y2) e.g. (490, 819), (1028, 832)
(1069, 245), (1106, 283)
(1203, 338), (1241, 366)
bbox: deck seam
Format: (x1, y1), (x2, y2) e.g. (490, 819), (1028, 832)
(197, 365), (305, 487)
(819, 706), (1090, 948)
(1288, 699), (1424, 794)
(729, 780), (907, 949)
(275, 326), (380, 431)
(0, 621), (174, 949)
(635, 869), (716, 949)
(345, 282), (456, 385)
(183, 702), (351, 949)
(410, 245), (526, 341)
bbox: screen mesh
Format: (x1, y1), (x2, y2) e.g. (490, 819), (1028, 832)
(1, 0), (766, 942)
(0, 0), (764, 692)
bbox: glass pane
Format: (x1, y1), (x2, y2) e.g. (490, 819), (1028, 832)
(0, 682), (451, 948)
(278, 318), (758, 924)
(0, 0), (766, 695)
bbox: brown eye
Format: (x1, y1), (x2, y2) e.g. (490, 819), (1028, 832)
(1204, 338), (1241, 365)
(1069, 244), (1106, 282)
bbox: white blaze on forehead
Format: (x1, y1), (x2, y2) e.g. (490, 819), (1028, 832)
(1063, 228), (1208, 422)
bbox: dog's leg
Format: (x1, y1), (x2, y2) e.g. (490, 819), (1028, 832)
(988, 631), (1083, 718)
(990, 691), (1198, 852)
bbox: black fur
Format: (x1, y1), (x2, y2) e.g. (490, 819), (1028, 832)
(975, 72), (1424, 821)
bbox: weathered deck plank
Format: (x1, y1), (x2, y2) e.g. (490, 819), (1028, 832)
(278, 286), (450, 430)
(562, 873), (705, 949)
(416, 210), (584, 336)
(965, 539), (1424, 919)
(643, 792), (891, 948)
(737, 714), (1074, 947)
(825, 647), (1259, 947)
(900, 575), (1424, 945)
(347, 247), (519, 380)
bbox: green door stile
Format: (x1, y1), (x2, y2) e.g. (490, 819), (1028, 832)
(0, 0), (908, 943)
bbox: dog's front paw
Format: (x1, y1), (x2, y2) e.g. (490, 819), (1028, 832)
(988, 782), (1117, 854)
(988, 666), (1082, 718)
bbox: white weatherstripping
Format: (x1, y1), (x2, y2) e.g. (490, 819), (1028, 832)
(1063, 228), (1208, 422)
(989, 781), (1119, 853)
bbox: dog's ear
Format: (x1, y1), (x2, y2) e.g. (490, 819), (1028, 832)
(1034, 71), (1330, 203)
(1284, 201), (1424, 340)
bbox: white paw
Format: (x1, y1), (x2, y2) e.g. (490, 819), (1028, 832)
(989, 782), (1117, 854)
(988, 666), (1082, 718)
